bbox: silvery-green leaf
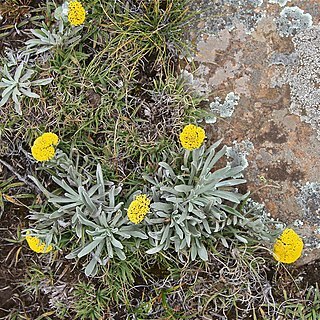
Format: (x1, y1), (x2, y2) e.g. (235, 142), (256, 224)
(189, 225), (201, 237)
(75, 223), (82, 238)
(233, 215), (238, 225)
(148, 230), (162, 241)
(215, 179), (246, 188)
(77, 214), (99, 229)
(31, 28), (48, 39)
(31, 77), (53, 86)
(79, 186), (97, 213)
(143, 174), (157, 185)
(179, 238), (186, 250)
(146, 218), (166, 224)
(174, 185), (194, 193)
(3, 65), (14, 80)
(14, 100), (22, 115)
(96, 164), (105, 199)
(0, 91), (12, 107)
(214, 221), (220, 232)
(49, 211), (65, 219)
(151, 202), (172, 212)
(221, 237), (229, 248)
(235, 234), (248, 243)
(190, 242), (197, 261)
(28, 175), (52, 197)
(2, 83), (15, 98)
(20, 88), (40, 98)
(211, 190), (241, 203)
(114, 247), (126, 260)
(52, 177), (78, 196)
(20, 69), (35, 82)
(174, 223), (183, 239)
(0, 81), (10, 87)
(192, 210), (206, 219)
(106, 239), (113, 258)
(110, 236), (123, 249)
(185, 231), (191, 247)
(202, 219), (211, 234)
(126, 230), (147, 239)
(160, 224), (170, 245)
(211, 207), (222, 220)
(225, 166), (245, 178)
(220, 205), (244, 218)
(146, 244), (164, 254)
(78, 237), (104, 258)
(54, 6), (63, 20)
(159, 186), (180, 195)
(159, 162), (176, 179)
(65, 35), (81, 46)
(165, 197), (183, 204)
(85, 257), (98, 277)
(14, 62), (24, 81)
(65, 247), (82, 259)
(197, 242), (208, 261)
(36, 47), (53, 54)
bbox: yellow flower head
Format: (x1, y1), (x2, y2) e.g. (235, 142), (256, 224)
(273, 228), (303, 264)
(179, 124), (206, 151)
(127, 194), (151, 224)
(26, 231), (53, 253)
(31, 132), (59, 162)
(68, 0), (86, 26)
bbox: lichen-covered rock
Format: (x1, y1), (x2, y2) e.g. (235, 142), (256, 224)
(185, 0), (320, 264)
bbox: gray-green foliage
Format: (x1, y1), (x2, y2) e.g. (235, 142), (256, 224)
(25, 20), (82, 55)
(29, 150), (147, 276)
(144, 140), (253, 261)
(0, 62), (52, 114)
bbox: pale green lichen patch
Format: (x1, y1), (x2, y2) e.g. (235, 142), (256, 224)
(276, 6), (313, 37)
(271, 26), (320, 140)
(269, 0), (291, 7)
(297, 182), (320, 222)
(189, 0), (265, 37)
(206, 92), (240, 123)
(226, 140), (254, 172)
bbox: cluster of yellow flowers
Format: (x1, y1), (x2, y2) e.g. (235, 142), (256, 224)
(31, 132), (59, 162)
(127, 194), (151, 224)
(26, 231), (53, 253)
(179, 124), (206, 151)
(68, 0), (86, 26)
(273, 228), (303, 264)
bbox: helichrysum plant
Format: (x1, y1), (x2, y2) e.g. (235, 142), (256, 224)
(31, 132), (59, 162)
(143, 125), (251, 260)
(25, 20), (82, 55)
(28, 149), (147, 276)
(273, 228), (303, 263)
(25, 231), (53, 253)
(0, 62), (53, 114)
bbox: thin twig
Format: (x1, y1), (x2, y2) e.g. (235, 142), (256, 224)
(0, 158), (39, 192)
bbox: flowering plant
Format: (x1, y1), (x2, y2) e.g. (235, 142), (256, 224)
(26, 231), (53, 253)
(273, 228), (303, 264)
(31, 132), (59, 162)
(179, 124), (206, 151)
(127, 194), (151, 224)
